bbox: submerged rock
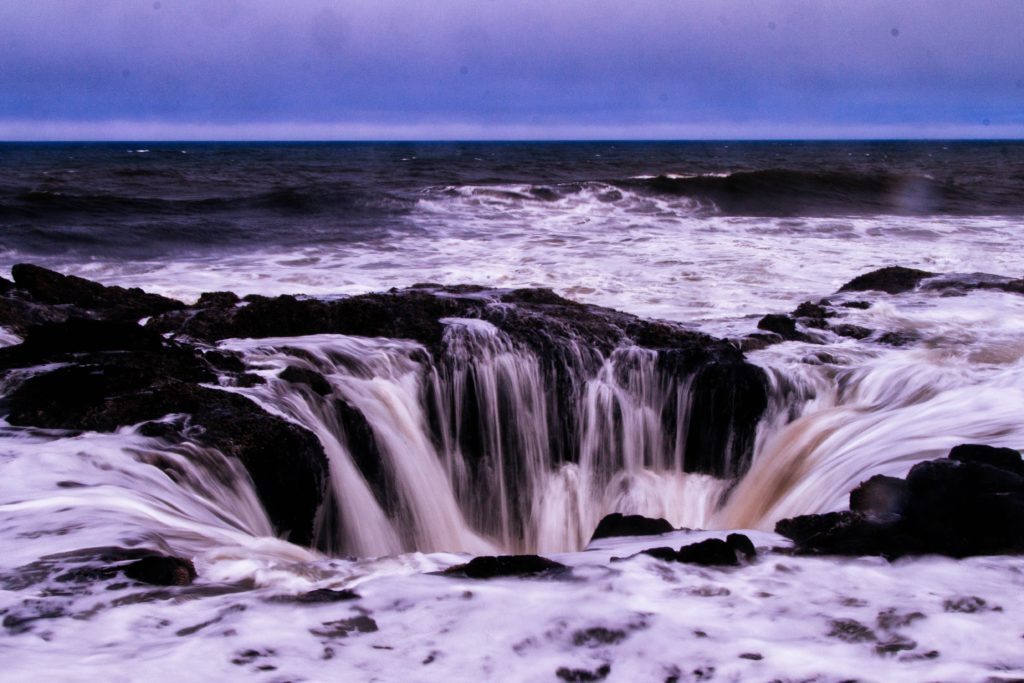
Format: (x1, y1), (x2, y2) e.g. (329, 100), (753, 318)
(122, 555), (196, 586)
(443, 555), (568, 579)
(589, 513), (674, 542)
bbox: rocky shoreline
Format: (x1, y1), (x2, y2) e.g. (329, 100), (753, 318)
(0, 263), (1021, 586)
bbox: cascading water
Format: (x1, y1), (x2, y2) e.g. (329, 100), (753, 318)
(221, 318), (729, 555)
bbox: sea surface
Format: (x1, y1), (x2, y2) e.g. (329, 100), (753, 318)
(2, 141), (1023, 330)
(1, 141), (1023, 682)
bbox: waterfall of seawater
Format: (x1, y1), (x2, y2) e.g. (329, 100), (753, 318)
(223, 319), (726, 556)
(215, 292), (1024, 557)
(716, 343), (1024, 529)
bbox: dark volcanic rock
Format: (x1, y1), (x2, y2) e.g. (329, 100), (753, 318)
(830, 323), (873, 340)
(778, 443), (1024, 558)
(839, 266), (935, 295)
(589, 513), (674, 542)
(775, 511), (906, 557)
(11, 263), (185, 320)
(849, 475), (909, 520)
(903, 456), (1024, 557)
(675, 538), (742, 566)
(948, 443), (1024, 477)
(4, 319), (164, 364)
(443, 555), (567, 579)
(279, 365), (333, 396)
(757, 314), (809, 342)
(4, 343), (328, 546)
(122, 555), (196, 586)
(640, 534), (756, 566)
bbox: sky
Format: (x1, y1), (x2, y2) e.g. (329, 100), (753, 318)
(1, 0), (1022, 140)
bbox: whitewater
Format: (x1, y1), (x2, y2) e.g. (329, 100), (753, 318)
(1, 142), (1023, 682)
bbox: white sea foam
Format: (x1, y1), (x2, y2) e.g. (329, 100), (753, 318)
(7, 201), (1018, 339)
(2, 182), (1024, 680)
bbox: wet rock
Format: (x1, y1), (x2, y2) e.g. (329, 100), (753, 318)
(904, 457), (1024, 557)
(827, 618), (877, 643)
(793, 301), (832, 320)
(877, 330), (920, 346)
(779, 443), (1024, 558)
(279, 365), (333, 396)
(572, 627), (627, 647)
(443, 555), (567, 579)
(641, 534), (756, 566)
(726, 532), (757, 559)
(589, 513), (673, 542)
(839, 266), (935, 294)
(5, 353), (328, 546)
(849, 475), (909, 520)
(196, 291), (240, 308)
(268, 589), (360, 604)
(775, 511), (907, 557)
(830, 323), (873, 340)
(10, 263), (184, 319)
(556, 664), (611, 682)
(841, 300), (872, 309)
(310, 615), (379, 638)
(756, 314), (809, 342)
(875, 635), (917, 656)
(122, 555), (196, 586)
(738, 332), (783, 351)
(948, 443), (1024, 477)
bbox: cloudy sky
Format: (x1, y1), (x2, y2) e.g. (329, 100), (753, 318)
(1, 0), (1022, 140)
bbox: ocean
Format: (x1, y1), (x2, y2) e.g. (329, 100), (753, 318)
(1, 141), (1023, 681)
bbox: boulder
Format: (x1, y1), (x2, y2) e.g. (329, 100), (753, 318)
(777, 443), (1024, 558)
(589, 513), (673, 542)
(838, 266), (935, 295)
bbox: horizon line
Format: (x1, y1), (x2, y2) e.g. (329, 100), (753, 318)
(3, 137), (1024, 144)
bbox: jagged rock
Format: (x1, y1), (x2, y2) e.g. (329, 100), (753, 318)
(122, 555), (196, 586)
(10, 263), (185, 320)
(443, 555), (567, 579)
(196, 291), (240, 308)
(839, 266), (935, 295)
(589, 513), (673, 542)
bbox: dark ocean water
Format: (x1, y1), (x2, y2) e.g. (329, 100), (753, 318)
(2, 141), (1023, 259)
